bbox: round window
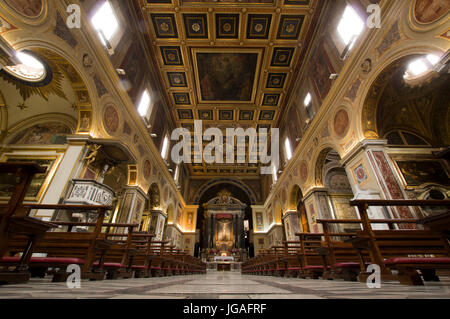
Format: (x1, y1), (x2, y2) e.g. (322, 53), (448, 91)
(3, 51), (51, 85)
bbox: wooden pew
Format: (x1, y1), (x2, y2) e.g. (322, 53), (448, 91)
(146, 241), (169, 277)
(242, 249), (271, 275)
(0, 163), (56, 284)
(347, 199), (450, 285)
(316, 220), (394, 281)
(92, 223), (139, 279)
(279, 242), (302, 277)
(295, 233), (331, 279)
(128, 233), (155, 278)
(269, 245), (287, 277)
(2, 204), (114, 282)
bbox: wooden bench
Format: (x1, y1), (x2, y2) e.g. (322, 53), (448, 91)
(294, 233), (332, 279)
(242, 249), (275, 276)
(127, 232), (155, 278)
(2, 204), (116, 282)
(0, 163), (57, 284)
(92, 223), (139, 280)
(279, 242), (302, 277)
(316, 220), (406, 281)
(347, 199), (450, 285)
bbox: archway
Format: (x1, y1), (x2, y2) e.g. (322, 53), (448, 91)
(0, 47), (94, 140)
(315, 148), (358, 232)
(289, 185), (310, 233)
(193, 178), (257, 205)
(362, 53), (449, 216)
(361, 53), (449, 145)
(139, 182), (162, 233)
(196, 183), (253, 254)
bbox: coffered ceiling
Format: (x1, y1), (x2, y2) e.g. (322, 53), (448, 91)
(135, 0), (325, 177)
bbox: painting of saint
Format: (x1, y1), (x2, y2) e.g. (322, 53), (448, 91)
(5, 0), (43, 18)
(334, 109), (349, 137)
(196, 52), (259, 102)
(310, 45), (334, 99)
(397, 161), (450, 186)
(187, 212), (193, 226)
(176, 209), (182, 225)
(414, 0), (449, 24)
(103, 105), (119, 134)
(78, 111), (91, 132)
(215, 219), (233, 250)
(120, 44), (145, 103)
(10, 123), (71, 145)
(256, 212), (263, 230)
(2, 158), (55, 199)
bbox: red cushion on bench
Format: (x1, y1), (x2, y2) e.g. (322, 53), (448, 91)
(93, 262), (125, 268)
(0, 257), (21, 263)
(303, 265), (324, 270)
(1, 257), (85, 265)
(385, 257), (450, 265)
(334, 262), (360, 268)
(31, 257), (85, 265)
(288, 267), (301, 270)
(131, 265), (148, 270)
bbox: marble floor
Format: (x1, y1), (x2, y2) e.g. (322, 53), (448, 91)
(0, 272), (449, 299)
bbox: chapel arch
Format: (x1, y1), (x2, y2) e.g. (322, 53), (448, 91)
(0, 44), (95, 137)
(315, 148), (358, 232)
(360, 51), (448, 145)
(289, 185), (310, 233)
(361, 51), (450, 211)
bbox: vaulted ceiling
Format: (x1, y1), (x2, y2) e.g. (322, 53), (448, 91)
(133, 0), (325, 177)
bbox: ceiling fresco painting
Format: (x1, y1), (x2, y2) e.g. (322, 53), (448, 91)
(194, 50), (261, 103)
(136, 0), (324, 176)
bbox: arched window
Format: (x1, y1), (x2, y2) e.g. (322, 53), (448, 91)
(137, 89), (152, 120)
(335, 5), (365, 58)
(174, 164), (180, 183)
(272, 164), (278, 184)
(385, 130), (430, 146)
(91, 1), (122, 53)
(4, 51), (48, 83)
(404, 54), (440, 80)
(284, 137), (292, 161)
(161, 134), (170, 160)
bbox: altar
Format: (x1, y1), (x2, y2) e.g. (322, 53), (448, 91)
(214, 255), (234, 262)
(201, 190), (248, 271)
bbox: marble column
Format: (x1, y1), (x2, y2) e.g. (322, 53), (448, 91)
(211, 214), (216, 249)
(116, 186), (147, 233)
(239, 213), (245, 249)
(233, 214), (238, 249)
(205, 213), (211, 249)
(341, 139), (416, 226)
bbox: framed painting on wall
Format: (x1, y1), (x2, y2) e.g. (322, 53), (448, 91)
(255, 212), (264, 231)
(395, 160), (450, 187)
(309, 44), (335, 100)
(0, 154), (62, 202)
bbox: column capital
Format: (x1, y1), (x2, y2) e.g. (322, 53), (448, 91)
(341, 139), (388, 167)
(124, 185), (147, 197)
(303, 187), (328, 201)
